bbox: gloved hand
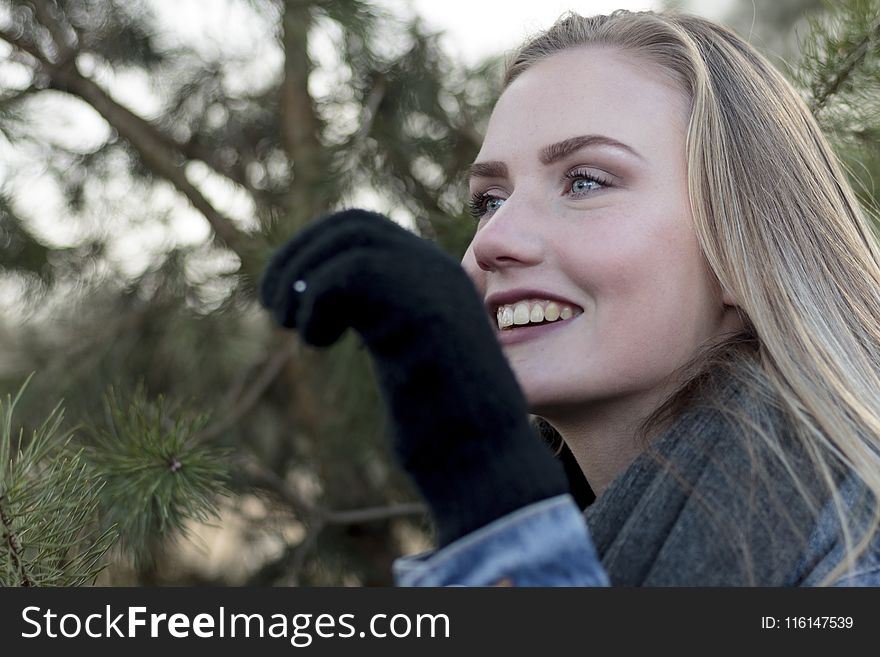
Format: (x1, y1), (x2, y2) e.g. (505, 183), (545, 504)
(259, 209), (571, 547)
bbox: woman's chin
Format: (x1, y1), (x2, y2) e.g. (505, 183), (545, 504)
(524, 392), (575, 420)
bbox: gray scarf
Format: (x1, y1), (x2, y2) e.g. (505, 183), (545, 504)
(583, 373), (843, 586)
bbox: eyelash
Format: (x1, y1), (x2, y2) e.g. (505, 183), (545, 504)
(467, 168), (613, 221)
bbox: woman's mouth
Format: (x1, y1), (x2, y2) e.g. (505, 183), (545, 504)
(495, 300), (579, 330)
(494, 300), (581, 346)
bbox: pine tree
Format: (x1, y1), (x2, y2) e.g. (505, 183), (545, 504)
(1, 376), (115, 586)
(0, 0), (493, 585)
(794, 0), (880, 219)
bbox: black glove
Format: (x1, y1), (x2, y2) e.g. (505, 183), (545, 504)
(259, 209), (570, 547)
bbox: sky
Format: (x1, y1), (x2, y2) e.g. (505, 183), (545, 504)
(407, 0), (738, 63)
(409, 0), (658, 64)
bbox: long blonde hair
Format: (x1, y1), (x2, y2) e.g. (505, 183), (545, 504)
(510, 10), (880, 585)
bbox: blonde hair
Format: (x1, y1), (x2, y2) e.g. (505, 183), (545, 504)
(512, 10), (880, 585)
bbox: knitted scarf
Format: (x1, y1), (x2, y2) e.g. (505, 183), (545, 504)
(582, 373), (841, 586)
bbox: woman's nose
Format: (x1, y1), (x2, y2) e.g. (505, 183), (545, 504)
(468, 198), (544, 272)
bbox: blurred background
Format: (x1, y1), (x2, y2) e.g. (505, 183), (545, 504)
(0, 0), (877, 586)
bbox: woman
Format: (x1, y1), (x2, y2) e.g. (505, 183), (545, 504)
(260, 10), (880, 586)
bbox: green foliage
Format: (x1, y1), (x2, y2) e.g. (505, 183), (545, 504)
(0, 375), (116, 586)
(59, 0), (167, 71)
(83, 383), (230, 566)
(0, 194), (53, 283)
(798, 0), (880, 113)
(795, 0), (880, 216)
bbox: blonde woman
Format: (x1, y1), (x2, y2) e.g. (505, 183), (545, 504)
(260, 10), (880, 586)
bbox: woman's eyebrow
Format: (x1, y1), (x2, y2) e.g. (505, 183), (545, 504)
(540, 134), (643, 165)
(467, 134), (642, 185)
(467, 161), (509, 182)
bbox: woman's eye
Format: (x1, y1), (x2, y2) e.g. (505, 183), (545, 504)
(571, 178), (603, 193)
(468, 192), (505, 220)
(486, 197), (505, 212)
(566, 169), (611, 195)
(467, 170), (611, 221)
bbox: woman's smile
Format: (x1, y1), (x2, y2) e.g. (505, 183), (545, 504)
(496, 311), (582, 346)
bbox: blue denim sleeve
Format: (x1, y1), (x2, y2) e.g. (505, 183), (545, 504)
(392, 494), (610, 587)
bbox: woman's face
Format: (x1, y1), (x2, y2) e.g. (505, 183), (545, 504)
(461, 47), (742, 419)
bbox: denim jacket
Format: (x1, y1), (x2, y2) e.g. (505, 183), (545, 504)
(393, 494), (609, 587)
(393, 472), (880, 587)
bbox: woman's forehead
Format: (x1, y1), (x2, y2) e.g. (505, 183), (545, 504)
(480, 48), (690, 159)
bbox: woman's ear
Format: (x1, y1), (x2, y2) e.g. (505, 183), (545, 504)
(721, 286), (740, 308)
(713, 272), (739, 308)
(707, 265), (740, 309)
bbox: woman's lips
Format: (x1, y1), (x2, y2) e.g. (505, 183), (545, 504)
(496, 315), (578, 346)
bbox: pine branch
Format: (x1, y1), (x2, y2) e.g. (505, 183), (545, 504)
(281, 2), (322, 163)
(324, 502), (426, 525)
(810, 16), (880, 113)
(178, 136), (264, 202)
(0, 25), (264, 277)
(248, 499), (427, 586)
(280, 0), (328, 223)
(26, 0), (77, 63)
(84, 384), (230, 567)
(238, 448), (425, 523)
(247, 518), (322, 586)
(0, 26), (47, 64)
(236, 450), (426, 585)
(199, 338), (299, 440)
(0, 495), (32, 586)
(454, 121), (484, 153)
(1, 376), (117, 586)
(235, 453), (316, 519)
(52, 64), (262, 267)
(351, 74), (387, 145)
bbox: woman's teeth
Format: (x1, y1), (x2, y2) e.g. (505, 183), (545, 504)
(496, 300), (576, 330)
